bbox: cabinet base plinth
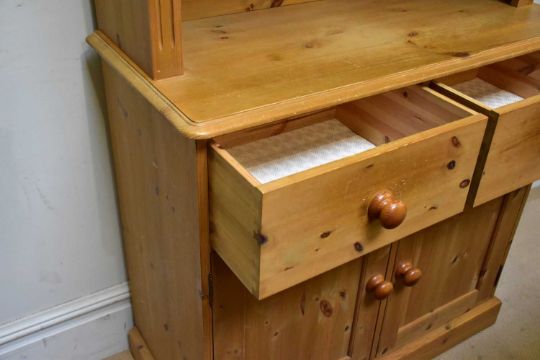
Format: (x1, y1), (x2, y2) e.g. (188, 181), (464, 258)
(128, 328), (155, 360)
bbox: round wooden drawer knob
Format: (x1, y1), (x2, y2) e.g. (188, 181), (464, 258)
(368, 190), (407, 229)
(366, 274), (394, 300)
(395, 261), (423, 287)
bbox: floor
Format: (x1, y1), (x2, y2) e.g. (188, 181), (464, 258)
(107, 187), (540, 360)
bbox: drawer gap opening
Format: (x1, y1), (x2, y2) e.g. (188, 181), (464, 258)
(437, 51), (540, 109)
(213, 85), (473, 184)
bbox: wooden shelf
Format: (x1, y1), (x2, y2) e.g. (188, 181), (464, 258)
(90, 0), (540, 138)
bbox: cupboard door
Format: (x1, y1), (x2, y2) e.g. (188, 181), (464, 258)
(212, 253), (372, 360)
(373, 198), (504, 357)
(349, 246), (396, 360)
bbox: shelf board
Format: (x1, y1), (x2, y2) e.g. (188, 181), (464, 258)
(91, 0), (540, 138)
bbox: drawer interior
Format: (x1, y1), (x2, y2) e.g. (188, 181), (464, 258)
(436, 52), (540, 109)
(213, 85), (474, 184)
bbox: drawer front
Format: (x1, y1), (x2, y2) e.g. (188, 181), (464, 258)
(475, 97), (540, 205)
(210, 115), (486, 299)
(257, 119), (485, 299)
(431, 53), (540, 206)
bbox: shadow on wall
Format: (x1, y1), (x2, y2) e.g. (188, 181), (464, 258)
(82, 0), (127, 259)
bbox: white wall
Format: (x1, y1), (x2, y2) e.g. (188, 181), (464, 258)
(0, 0), (131, 358)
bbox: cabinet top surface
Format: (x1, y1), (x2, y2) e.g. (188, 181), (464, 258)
(92, 0), (540, 138)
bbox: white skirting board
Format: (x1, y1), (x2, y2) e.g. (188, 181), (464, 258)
(0, 283), (132, 360)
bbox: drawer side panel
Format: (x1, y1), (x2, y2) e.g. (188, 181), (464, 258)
(209, 148), (263, 297)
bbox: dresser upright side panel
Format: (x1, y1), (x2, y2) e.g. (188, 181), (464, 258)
(95, 0), (183, 79)
(101, 63), (210, 360)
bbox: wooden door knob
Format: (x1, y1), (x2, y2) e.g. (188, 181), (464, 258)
(395, 261), (422, 286)
(366, 274), (394, 300)
(368, 190), (407, 229)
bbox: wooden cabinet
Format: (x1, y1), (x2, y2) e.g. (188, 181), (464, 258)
(209, 187), (529, 360)
(89, 0), (540, 359)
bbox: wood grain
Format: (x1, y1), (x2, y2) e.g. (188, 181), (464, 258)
(95, 0), (182, 79)
(432, 55), (540, 206)
(89, 0), (540, 139)
(209, 94), (487, 298)
(475, 97), (540, 205)
(374, 198), (503, 356)
(208, 144), (263, 296)
(395, 291), (479, 349)
(91, 2), (538, 358)
(348, 246), (394, 360)
(476, 186), (531, 301)
(197, 141), (214, 360)
(129, 328), (155, 360)
(212, 254), (362, 360)
(378, 298), (501, 360)
(257, 116), (486, 299)
(102, 62), (209, 359)
(182, 0), (320, 21)
(169, 0), (540, 123)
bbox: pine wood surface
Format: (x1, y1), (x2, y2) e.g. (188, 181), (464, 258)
(102, 62), (211, 360)
(375, 198), (504, 356)
(378, 298), (501, 360)
(476, 98), (540, 205)
(107, 186), (530, 360)
(476, 186), (532, 302)
(128, 329), (155, 360)
(432, 54), (540, 206)
(349, 246), (396, 360)
(95, 0), (183, 79)
(182, 0), (319, 21)
(212, 255), (361, 360)
(209, 97), (487, 299)
(89, 0), (540, 139)
(91, 1), (540, 359)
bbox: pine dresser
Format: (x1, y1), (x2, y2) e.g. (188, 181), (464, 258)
(88, 0), (540, 358)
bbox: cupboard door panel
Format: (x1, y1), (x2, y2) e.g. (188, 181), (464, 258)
(349, 246), (396, 360)
(374, 198), (503, 357)
(212, 253), (365, 360)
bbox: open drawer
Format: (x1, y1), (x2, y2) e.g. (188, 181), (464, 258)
(209, 86), (487, 299)
(433, 52), (540, 206)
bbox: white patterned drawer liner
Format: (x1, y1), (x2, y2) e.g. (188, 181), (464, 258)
(227, 119), (376, 184)
(453, 78), (523, 108)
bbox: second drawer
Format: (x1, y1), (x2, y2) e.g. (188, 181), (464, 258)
(433, 52), (540, 206)
(209, 85), (487, 299)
